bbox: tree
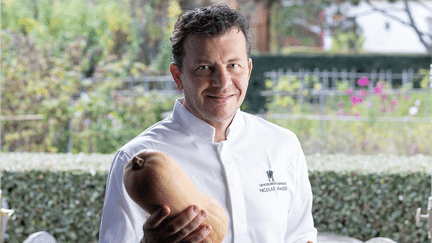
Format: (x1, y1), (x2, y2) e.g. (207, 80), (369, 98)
(267, 0), (364, 53)
(363, 0), (432, 54)
(245, 0), (432, 54)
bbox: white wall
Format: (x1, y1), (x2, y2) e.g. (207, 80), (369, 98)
(326, 1), (432, 53)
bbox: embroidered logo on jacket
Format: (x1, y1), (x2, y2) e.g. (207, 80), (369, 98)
(266, 170), (275, 182)
(259, 170), (287, 193)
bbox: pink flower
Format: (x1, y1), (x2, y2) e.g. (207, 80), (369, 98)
(83, 118), (91, 126)
(391, 99), (397, 106)
(404, 95), (410, 101)
(390, 107), (395, 113)
(358, 90), (368, 98)
(381, 94), (387, 100)
(358, 77), (370, 86)
(351, 95), (364, 106)
(337, 110), (343, 116)
(338, 102), (344, 108)
(354, 112), (360, 117)
(366, 101), (373, 108)
(346, 89), (353, 95)
(381, 107), (387, 113)
(373, 82), (384, 95)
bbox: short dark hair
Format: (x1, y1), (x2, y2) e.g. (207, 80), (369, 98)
(170, 4), (251, 72)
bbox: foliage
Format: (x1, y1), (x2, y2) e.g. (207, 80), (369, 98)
(264, 70), (432, 155)
(2, 166), (431, 242)
(418, 68), (431, 90)
(269, 0), (331, 53)
(270, 118), (432, 156)
(332, 79), (432, 121)
(0, 30), (179, 154)
(149, 0), (183, 72)
(264, 74), (321, 114)
(1, 30), (82, 152)
(2, 171), (106, 243)
(1, 0), (179, 69)
(264, 73), (432, 119)
(329, 31), (365, 53)
(248, 54), (431, 112)
(2, 0), (128, 61)
(307, 153), (432, 174)
(71, 82), (179, 154)
(311, 171), (430, 242)
(1, 153), (114, 172)
(268, 0), (366, 54)
(2, 152), (432, 174)
(1, 0), (183, 153)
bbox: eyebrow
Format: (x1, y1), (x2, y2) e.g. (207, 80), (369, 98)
(227, 57), (242, 63)
(195, 57), (243, 64)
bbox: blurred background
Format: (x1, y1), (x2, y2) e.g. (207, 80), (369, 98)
(1, 1), (432, 242)
(1, 0), (431, 155)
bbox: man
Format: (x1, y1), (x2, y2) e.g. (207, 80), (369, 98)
(99, 4), (317, 243)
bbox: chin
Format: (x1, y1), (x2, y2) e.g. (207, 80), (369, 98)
(210, 109), (237, 121)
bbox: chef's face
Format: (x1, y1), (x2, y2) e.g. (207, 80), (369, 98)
(170, 28), (252, 127)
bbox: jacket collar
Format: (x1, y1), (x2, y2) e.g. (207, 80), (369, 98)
(172, 98), (244, 143)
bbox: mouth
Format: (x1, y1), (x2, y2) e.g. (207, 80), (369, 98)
(208, 94), (232, 99)
(206, 94), (235, 103)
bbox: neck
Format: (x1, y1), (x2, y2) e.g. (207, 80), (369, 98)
(177, 99), (236, 143)
(213, 125), (228, 143)
(209, 113), (237, 143)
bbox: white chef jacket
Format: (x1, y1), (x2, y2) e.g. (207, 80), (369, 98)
(99, 98), (317, 243)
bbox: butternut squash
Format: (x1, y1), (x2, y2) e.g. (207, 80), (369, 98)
(123, 149), (228, 243)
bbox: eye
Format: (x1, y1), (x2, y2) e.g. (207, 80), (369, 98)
(229, 64), (240, 68)
(197, 65), (210, 71)
(194, 65), (213, 76)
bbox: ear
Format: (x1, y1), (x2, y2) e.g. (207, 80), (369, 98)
(170, 63), (183, 91)
(247, 58), (253, 78)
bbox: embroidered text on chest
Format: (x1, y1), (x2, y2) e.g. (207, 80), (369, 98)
(259, 170), (288, 193)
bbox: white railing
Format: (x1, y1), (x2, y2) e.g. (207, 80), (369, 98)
(262, 68), (419, 94)
(260, 68), (431, 122)
(122, 75), (179, 95)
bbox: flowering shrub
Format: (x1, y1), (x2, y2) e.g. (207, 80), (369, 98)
(335, 76), (430, 123)
(265, 71), (431, 121)
(264, 72), (432, 155)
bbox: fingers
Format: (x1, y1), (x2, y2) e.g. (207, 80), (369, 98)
(168, 208), (210, 242)
(143, 205), (211, 243)
(143, 206), (171, 230)
(163, 206), (204, 236)
(180, 224), (212, 243)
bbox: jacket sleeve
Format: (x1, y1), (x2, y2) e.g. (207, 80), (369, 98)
(284, 140), (318, 243)
(99, 150), (148, 243)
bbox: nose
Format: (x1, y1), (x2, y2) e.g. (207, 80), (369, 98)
(211, 67), (231, 88)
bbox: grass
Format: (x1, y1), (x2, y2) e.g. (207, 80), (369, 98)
(1, 152), (431, 174)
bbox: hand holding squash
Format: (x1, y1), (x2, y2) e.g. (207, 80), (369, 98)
(141, 204), (211, 243)
(123, 149), (229, 243)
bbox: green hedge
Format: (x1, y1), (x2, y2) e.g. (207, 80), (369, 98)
(251, 54), (431, 76)
(311, 171), (429, 242)
(1, 171), (430, 242)
(1, 171), (106, 242)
